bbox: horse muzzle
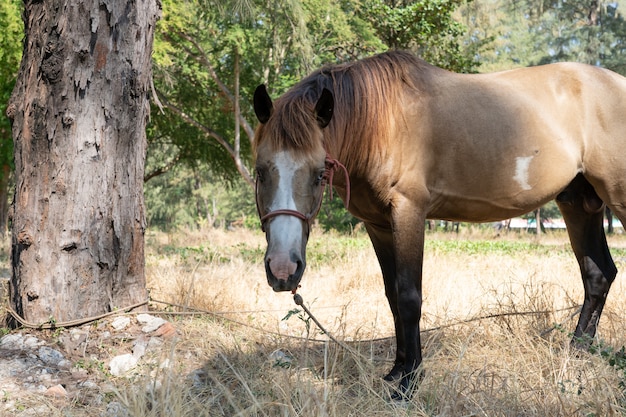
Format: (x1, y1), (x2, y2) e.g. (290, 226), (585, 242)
(265, 249), (305, 292)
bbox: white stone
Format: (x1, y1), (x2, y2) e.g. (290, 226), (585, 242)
(136, 314), (167, 333)
(23, 335), (44, 349)
(132, 338), (148, 359)
(0, 333), (24, 349)
(109, 354), (138, 377)
(110, 316), (131, 331)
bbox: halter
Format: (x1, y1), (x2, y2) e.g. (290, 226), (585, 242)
(256, 153), (351, 232)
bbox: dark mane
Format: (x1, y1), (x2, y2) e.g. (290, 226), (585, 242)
(254, 51), (430, 173)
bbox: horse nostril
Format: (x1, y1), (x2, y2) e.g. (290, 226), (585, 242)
(266, 254), (298, 281)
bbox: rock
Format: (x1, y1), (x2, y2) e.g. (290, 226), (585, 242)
(0, 333), (24, 349)
(60, 328), (89, 352)
(45, 384), (68, 398)
(159, 358), (171, 369)
(147, 336), (164, 351)
(268, 349), (293, 367)
(38, 346), (68, 367)
(132, 337), (148, 359)
(136, 314), (167, 333)
(109, 354), (138, 377)
(110, 316), (131, 331)
(187, 368), (207, 389)
(103, 401), (130, 417)
(79, 380), (99, 390)
(23, 335), (45, 349)
(17, 405), (49, 416)
(153, 321), (177, 338)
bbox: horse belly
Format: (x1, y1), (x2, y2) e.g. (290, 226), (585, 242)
(427, 195), (552, 223)
(426, 153), (580, 223)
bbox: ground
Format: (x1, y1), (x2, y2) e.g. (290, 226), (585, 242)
(0, 310), (182, 416)
(0, 228), (625, 416)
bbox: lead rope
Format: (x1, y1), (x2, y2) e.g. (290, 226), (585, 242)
(324, 154), (350, 208)
(292, 292), (361, 357)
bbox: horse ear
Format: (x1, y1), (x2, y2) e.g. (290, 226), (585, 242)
(315, 88), (334, 128)
(253, 84), (273, 124)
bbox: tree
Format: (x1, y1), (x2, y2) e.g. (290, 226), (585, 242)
(360, 0), (482, 72)
(463, 0), (626, 75)
(7, 0), (160, 323)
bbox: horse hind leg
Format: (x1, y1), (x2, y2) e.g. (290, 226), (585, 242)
(555, 174), (617, 345)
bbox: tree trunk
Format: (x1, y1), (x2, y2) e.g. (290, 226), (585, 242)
(6, 0), (160, 323)
(535, 208), (543, 236)
(0, 164), (11, 237)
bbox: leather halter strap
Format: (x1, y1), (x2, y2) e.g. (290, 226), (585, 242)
(256, 153), (350, 232)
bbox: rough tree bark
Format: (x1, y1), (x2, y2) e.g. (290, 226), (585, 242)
(6, 0), (160, 323)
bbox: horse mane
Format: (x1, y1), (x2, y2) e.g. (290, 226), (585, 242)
(254, 51), (430, 174)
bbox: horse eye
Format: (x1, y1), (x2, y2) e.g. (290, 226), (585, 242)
(314, 171), (325, 186)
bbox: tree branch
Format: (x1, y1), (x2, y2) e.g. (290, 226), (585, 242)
(167, 32), (257, 144)
(155, 89), (254, 187)
(144, 153), (180, 182)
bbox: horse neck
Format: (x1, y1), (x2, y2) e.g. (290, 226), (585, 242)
(323, 113), (386, 182)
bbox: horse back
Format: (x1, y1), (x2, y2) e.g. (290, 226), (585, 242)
(385, 62), (626, 222)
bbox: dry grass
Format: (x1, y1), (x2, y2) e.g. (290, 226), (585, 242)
(125, 227), (626, 416)
(5, 227), (626, 416)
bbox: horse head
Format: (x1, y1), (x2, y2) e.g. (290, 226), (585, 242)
(253, 84), (334, 292)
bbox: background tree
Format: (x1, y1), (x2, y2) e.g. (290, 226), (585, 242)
(0, 0), (22, 236)
(7, 0), (160, 323)
(360, 0), (484, 71)
(146, 0), (482, 231)
(462, 0), (626, 74)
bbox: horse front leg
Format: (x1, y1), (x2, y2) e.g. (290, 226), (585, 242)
(390, 196), (427, 400)
(364, 223), (404, 382)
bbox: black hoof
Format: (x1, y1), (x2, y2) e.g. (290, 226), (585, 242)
(388, 368), (424, 402)
(383, 363), (404, 382)
(390, 389), (411, 403)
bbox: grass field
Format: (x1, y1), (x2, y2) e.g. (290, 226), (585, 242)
(4, 226), (626, 416)
(132, 227), (626, 416)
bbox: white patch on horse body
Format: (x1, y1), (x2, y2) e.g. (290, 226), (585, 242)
(513, 156), (534, 191)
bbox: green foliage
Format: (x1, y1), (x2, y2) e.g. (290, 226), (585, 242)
(282, 307), (312, 338)
(529, 0), (626, 73)
(0, 0), (22, 171)
(464, 0), (626, 75)
(592, 344), (626, 389)
(317, 192), (360, 233)
(361, 0), (482, 72)
(144, 162), (256, 231)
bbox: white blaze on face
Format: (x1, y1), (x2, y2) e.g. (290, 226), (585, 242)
(513, 156), (534, 191)
(266, 151), (306, 280)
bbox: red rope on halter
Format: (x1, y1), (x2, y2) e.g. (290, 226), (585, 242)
(324, 154), (350, 208)
(256, 152), (350, 232)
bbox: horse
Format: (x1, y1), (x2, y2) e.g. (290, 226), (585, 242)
(252, 50), (626, 400)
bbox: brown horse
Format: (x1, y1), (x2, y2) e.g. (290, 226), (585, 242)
(252, 50), (626, 400)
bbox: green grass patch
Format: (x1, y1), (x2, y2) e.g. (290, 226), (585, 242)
(425, 239), (566, 256)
